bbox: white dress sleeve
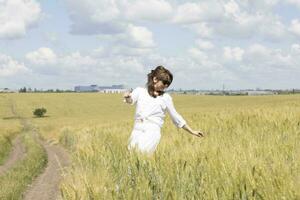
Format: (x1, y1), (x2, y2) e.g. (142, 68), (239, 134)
(164, 94), (186, 128)
(130, 87), (141, 105)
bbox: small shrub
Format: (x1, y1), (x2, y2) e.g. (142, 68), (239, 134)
(33, 108), (47, 117)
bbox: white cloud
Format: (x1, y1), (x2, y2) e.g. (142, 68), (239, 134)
(66, 0), (120, 23)
(4, 0), (300, 90)
(25, 48), (98, 75)
(64, 1), (157, 58)
(248, 44), (269, 54)
(24, 47), (146, 79)
(173, 1), (223, 24)
(223, 47), (244, 61)
(26, 48), (57, 65)
(188, 23), (214, 38)
(241, 44), (295, 72)
(0, 0), (42, 39)
(93, 24), (155, 56)
(172, 0), (289, 41)
(245, 44), (271, 63)
(188, 48), (208, 62)
(260, 18), (287, 40)
(239, 0), (279, 11)
(108, 57), (145, 74)
(64, 0), (173, 35)
(126, 24), (155, 48)
(65, 0), (124, 35)
(15, 41), (300, 89)
(44, 32), (58, 43)
(286, 0), (300, 8)
(224, 0), (240, 16)
(0, 54), (29, 76)
(187, 47), (223, 72)
(218, 7), (286, 40)
(58, 51), (146, 85)
(91, 47), (105, 57)
(195, 39), (214, 50)
(61, 52), (97, 72)
(124, 0), (173, 21)
(99, 24), (156, 49)
(107, 46), (153, 57)
(291, 43), (300, 54)
(289, 19), (300, 37)
(185, 42), (298, 88)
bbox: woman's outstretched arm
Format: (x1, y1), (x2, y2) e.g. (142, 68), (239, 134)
(123, 87), (140, 105)
(165, 94), (204, 137)
(182, 124), (204, 137)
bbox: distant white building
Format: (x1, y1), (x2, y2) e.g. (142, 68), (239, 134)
(74, 84), (126, 93)
(0, 88), (16, 93)
(74, 85), (99, 92)
(246, 91), (277, 95)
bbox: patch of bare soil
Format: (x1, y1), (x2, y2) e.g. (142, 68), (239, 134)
(23, 139), (70, 200)
(0, 135), (26, 175)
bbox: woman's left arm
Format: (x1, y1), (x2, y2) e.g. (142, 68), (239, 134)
(182, 124), (204, 137)
(165, 94), (204, 137)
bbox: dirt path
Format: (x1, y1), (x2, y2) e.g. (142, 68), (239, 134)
(0, 97), (26, 175)
(0, 135), (26, 175)
(5, 98), (71, 200)
(23, 138), (70, 200)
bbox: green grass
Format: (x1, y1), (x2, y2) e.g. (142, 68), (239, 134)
(58, 114), (300, 199)
(0, 134), (13, 165)
(0, 133), (47, 200)
(1, 93), (300, 199)
(0, 94), (48, 199)
(0, 95), (22, 165)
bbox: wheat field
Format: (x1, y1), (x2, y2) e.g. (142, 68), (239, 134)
(1, 93), (299, 199)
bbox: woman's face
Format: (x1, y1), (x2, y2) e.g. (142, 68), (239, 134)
(153, 77), (169, 93)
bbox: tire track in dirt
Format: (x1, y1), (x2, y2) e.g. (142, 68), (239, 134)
(0, 135), (26, 175)
(23, 137), (70, 200)
(0, 98), (26, 175)
(5, 97), (71, 200)
(19, 118), (71, 200)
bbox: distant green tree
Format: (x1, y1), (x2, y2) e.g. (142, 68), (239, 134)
(33, 108), (47, 117)
(19, 87), (27, 93)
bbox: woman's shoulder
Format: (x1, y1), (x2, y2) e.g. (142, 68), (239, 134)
(132, 86), (146, 95)
(162, 92), (172, 101)
(134, 86), (146, 92)
(136, 86), (146, 90)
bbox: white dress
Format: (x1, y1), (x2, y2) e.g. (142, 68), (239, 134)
(128, 87), (186, 154)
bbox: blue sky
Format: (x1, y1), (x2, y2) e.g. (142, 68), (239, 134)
(1, 0), (300, 90)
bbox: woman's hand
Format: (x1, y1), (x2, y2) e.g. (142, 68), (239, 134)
(123, 90), (132, 103)
(191, 130), (204, 137)
(182, 124), (204, 137)
(123, 91), (131, 99)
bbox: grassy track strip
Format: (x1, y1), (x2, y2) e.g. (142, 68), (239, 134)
(0, 96), (21, 165)
(0, 134), (14, 165)
(0, 133), (47, 200)
(23, 138), (70, 200)
(0, 135), (26, 175)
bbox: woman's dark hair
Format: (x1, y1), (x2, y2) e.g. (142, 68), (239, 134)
(146, 66), (173, 98)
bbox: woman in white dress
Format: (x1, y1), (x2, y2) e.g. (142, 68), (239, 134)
(124, 66), (204, 154)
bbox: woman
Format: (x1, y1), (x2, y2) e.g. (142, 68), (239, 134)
(124, 66), (204, 154)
